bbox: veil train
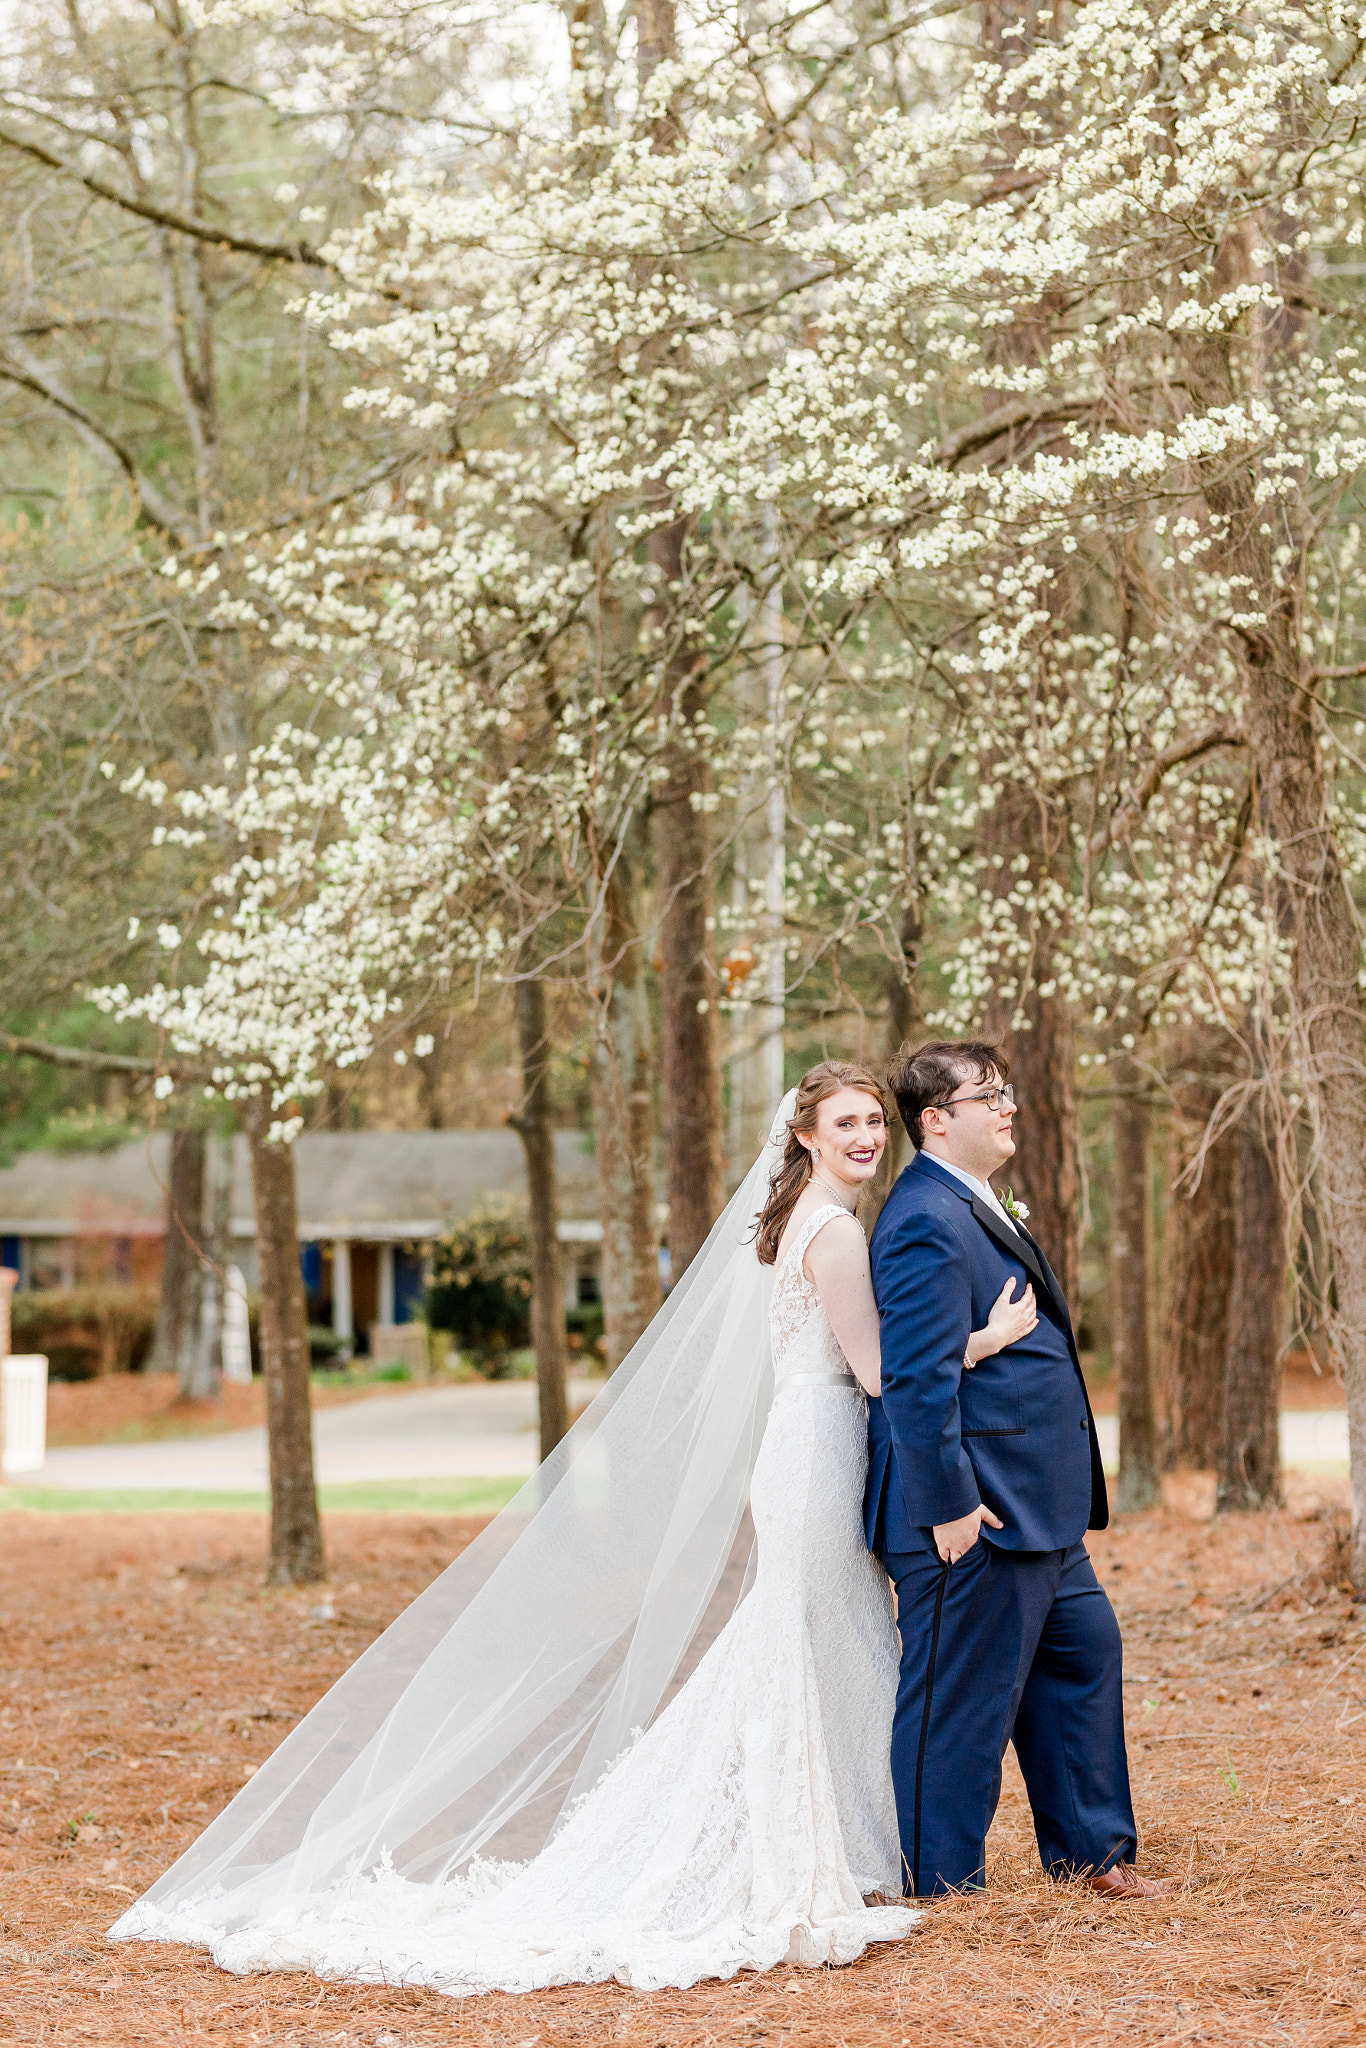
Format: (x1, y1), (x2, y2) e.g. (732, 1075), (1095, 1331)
(111, 1091), (798, 1947)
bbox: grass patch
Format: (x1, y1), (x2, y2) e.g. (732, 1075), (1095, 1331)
(319, 1477), (522, 1513)
(0, 1476), (522, 1515)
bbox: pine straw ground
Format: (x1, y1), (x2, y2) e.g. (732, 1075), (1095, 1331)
(3, 1479), (1366, 2048)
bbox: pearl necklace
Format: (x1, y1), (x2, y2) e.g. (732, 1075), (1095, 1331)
(810, 1167), (860, 1213)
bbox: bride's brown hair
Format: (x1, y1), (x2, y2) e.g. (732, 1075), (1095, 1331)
(753, 1060), (890, 1266)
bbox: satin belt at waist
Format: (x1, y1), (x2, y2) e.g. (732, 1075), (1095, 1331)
(774, 1370), (860, 1390)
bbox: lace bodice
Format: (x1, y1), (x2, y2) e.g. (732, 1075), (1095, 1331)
(770, 1204), (860, 1381)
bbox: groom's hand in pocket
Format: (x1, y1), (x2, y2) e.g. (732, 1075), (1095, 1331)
(932, 1504), (1004, 1564)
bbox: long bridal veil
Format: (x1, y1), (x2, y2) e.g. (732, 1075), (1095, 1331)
(112, 1089), (798, 1947)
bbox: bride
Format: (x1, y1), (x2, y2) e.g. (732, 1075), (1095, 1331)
(111, 1061), (1036, 1997)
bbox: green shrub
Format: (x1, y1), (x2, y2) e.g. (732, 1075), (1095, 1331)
(427, 1200), (532, 1361)
(566, 1301), (605, 1355)
(10, 1284), (159, 1380)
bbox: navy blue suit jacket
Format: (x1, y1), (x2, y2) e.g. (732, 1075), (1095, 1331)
(865, 1150), (1107, 1555)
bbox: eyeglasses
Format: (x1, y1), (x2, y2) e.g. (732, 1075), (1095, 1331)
(937, 1083), (1016, 1114)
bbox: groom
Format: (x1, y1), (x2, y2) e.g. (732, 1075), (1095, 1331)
(865, 1038), (1162, 1900)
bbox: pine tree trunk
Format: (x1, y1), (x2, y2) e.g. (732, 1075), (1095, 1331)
(147, 1127), (205, 1380)
(981, 784), (1080, 1304)
(1160, 1051), (1236, 1470)
(512, 972), (570, 1462)
(630, 0), (724, 1277)
(1112, 1054), (1161, 1511)
(975, 0), (1080, 1309)
(993, 981), (1080, 1305)
(1187, 314), (1366, 1577)
(649, 515), (723, 1285)
(634, 0), (724, 1282)
(590, 852), (662, 1370)
(243, 1101), (324, 1586)
(1217, 1111), (1285, 1511)
(867, 902), (922, 1229)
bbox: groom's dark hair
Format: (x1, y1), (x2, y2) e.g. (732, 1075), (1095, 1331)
(888, 1039), (1009, 1150)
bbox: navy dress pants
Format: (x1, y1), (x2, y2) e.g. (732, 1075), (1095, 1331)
(883, 1535), (1136, 1896)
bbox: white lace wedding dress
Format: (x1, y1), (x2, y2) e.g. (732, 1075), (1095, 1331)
(157, 1205), (918, 1996)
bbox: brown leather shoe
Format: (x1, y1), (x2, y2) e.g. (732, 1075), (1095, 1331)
(1087, 1864), (1177, 1900)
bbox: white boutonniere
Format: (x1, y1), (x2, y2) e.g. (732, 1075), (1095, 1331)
(1002, 1188), (1030, 1223)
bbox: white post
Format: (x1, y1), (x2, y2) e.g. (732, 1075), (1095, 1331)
(221, 1265), (253, 1384)
(378, 1242), (395, 1326)
(332, 1239), (353, 1358)
(1, 1356), (48, 1476)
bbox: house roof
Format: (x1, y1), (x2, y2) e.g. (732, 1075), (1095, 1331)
(0, 1130), (603, 1241)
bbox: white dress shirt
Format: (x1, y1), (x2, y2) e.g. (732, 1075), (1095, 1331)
(928, 1154), (1020, 1236)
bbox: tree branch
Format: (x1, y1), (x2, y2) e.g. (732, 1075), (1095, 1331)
(1138, 789), (1254, 1038)
(1280, 282), (1366, 326)
(1089, 723), (1246, 856)
(0, 343), (197, 546)
(753, 0), (979, 152)
(0, 123), (327, 269)
(932, 397), (1088, 470)
(0, 1034), (194, 1079)
(1309, 659), (1366, 683)
(10, 312), (161, 339)
(1130, 722), (1246, 813)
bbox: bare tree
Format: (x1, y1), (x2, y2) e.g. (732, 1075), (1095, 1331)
(145, 1126), (205, 1386)
(984, 899), (1080, 1305)
(242, 1098), (323, 1585)
(189, 1132), (233, 1404)
(973, 0), (1082, 1310)
(637, 0), (724, 1283)
(510, 971), (570, 1461)
(1, 1033), (320, 1580)
(1159, 1040), (1237, 1470)
(1217, 1106), (1286, 1512)
(1182, 266), (1366, 1573)
(589, 854), (662, 1368)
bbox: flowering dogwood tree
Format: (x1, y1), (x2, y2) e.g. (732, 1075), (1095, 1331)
(105, 0), (1366, 1568)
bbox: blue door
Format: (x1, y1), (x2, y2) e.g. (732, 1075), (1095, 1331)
(393, 1248), (426, 1325)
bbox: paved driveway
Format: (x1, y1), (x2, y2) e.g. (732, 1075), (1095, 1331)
(1093, 1408), (1347, 1475)
(29, 1379), (602, 1490)
(23, 1384), (1351, 1489)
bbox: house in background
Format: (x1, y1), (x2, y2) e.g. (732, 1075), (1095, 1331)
(0, 1130), (605, 1356)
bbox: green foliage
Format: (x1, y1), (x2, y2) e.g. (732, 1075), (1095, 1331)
(37, 1110), (143, 1156)
(427, 1199), (533, 1359)
(10, 1283), (158, 1380)
(0, 1006), (153, 1167)
(566, 1302), (605, 1357)
(307, 1325), (350, 1364)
